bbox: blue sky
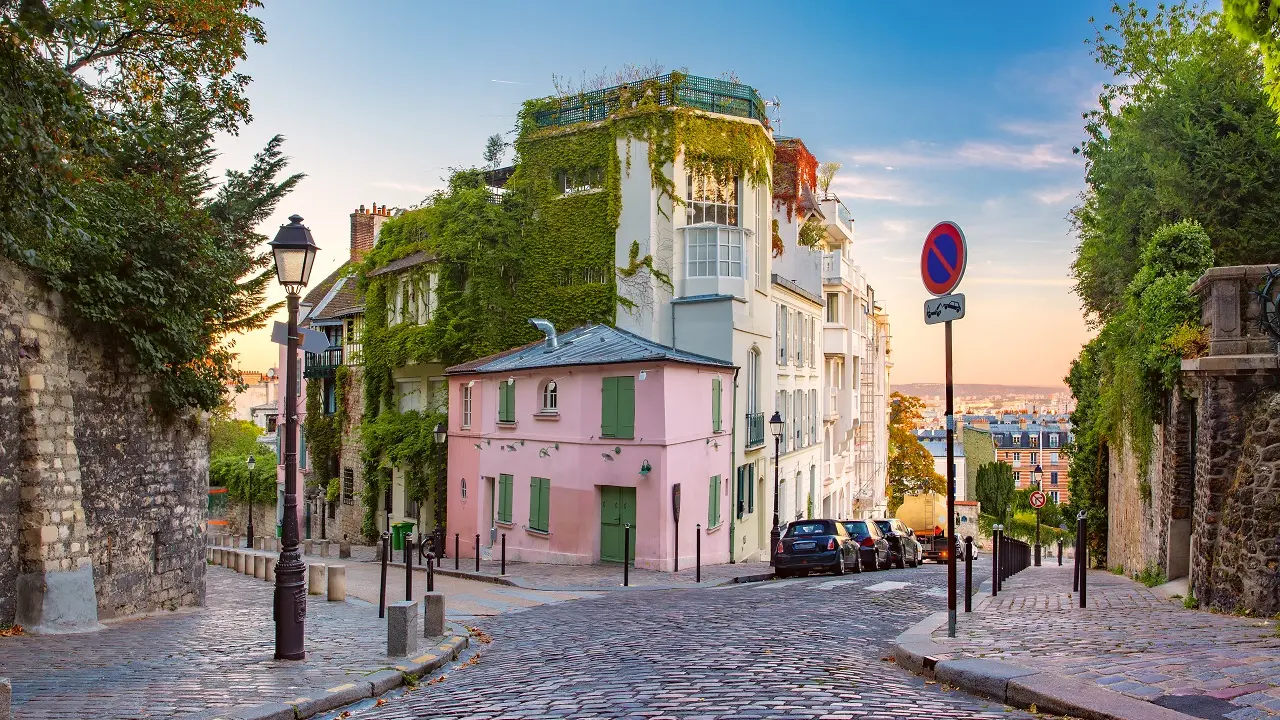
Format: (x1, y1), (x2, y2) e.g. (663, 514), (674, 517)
(217, 0), (1117, 386)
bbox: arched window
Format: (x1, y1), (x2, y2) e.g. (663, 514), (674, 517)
(541, 380), (558, 413)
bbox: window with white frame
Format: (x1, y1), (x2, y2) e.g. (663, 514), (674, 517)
(794, 313), (802, 365)
(461, 385), (472, 428)
(755, 189), (766, 289)
(686, 173), (738, 226)
(747, 349), (760, 414)
(1049, 490), (1060, 503)
(1049, 433), (1060, 448)
(396, 380), (421, 413)
(1050, 452), (1059, 464)
(557, 168), (604, 195)
(685, 226), (744, 278)
(809, 388), (817, 442)
(826, 293), (840, 323)
(778, 306), (788, 365)
(541, 380), (558, 413)
(792, 391), (802, 448)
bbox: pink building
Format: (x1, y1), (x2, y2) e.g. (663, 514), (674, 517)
(445, 322), (737, 571)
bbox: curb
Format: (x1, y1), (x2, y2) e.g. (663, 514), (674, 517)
(179, 631), (470, 720)
(374, 559), (775, 592)
(891, 613), (1197, 720)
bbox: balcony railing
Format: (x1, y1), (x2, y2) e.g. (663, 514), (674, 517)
(304, 346), (342, 379)
(532, 74), (769, 129)
(745, 412), (766, 448)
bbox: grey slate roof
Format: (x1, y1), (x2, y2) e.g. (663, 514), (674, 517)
(445, 324), (736, 375)
(367, 250), (438, 278)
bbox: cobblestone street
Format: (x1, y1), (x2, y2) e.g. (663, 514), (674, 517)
(352, 563), (1038, 720)
(930, 565), (1280, 719)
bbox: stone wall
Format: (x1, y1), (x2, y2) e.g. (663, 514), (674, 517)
(221, 499), (278, 540)
(0, 259), (208, 629)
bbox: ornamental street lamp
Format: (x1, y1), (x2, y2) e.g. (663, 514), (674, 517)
(1032, 464), (1043, 566)
(433, 423), (447, 445)
(768, 411), (785, 566)
(246, 455), (256, 547)
(269, 214), (319, 661)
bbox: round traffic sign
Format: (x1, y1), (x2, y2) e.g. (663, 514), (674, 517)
(1029, 490), (1047, 509)
(921, 221), (968, 296)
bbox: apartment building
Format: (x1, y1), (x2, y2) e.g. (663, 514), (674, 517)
(989, 421), (1073, 504)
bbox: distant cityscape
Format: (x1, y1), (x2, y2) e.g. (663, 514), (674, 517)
(895, 384), (1076, 430)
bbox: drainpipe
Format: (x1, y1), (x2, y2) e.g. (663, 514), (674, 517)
(729, 366), (740, 564)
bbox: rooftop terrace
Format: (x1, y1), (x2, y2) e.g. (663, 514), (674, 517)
(531, 73), (770, 130)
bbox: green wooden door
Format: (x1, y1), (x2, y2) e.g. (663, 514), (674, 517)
(599, 486), (637, 564)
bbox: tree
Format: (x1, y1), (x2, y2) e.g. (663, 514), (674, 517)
(975, 461), (1016, 525)
(887, 392), (945, 513)
(210, 413), (263, 458)
(817, 161), (841, 196)
(1224, 0), (1280, 117)
(1072, 2), (1280, 323)
(483, 133), (508, 170)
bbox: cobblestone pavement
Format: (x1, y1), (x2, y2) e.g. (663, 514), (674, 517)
(930, 565), (1280, 719)
(351, 563), (1041, 720)
(0, 565), (521, 719)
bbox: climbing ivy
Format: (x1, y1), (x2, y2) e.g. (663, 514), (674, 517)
(798, 216), (824, 249)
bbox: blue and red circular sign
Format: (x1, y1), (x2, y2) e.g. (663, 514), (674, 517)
(921, 221), (967, 296)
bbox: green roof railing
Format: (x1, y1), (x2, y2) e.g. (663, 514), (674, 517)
(531, 74), (769, 129)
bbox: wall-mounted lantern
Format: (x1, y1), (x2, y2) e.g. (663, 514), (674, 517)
(639, 459), (652, 476)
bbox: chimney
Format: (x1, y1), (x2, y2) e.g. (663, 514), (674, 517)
(350, 202), (390, 261)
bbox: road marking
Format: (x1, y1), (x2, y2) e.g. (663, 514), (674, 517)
(865, 581), (910, 592)
(751, 578), (805, 591)
(814, 578), (860, 590)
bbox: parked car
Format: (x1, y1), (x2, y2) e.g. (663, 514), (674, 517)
(841, 519), (892, 570)
(774, 519), (860, 577)
(873, 518), (923, 569)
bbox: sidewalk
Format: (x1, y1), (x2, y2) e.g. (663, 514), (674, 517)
(0, 568), (468, 720)
(894, 564), (1280, 720)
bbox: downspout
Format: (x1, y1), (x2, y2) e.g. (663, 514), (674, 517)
(729, 366), (740, 563)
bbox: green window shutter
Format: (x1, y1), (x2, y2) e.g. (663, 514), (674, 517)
(299, 427), (307, 469)
(528, 477), (539, 529)
(748, 463), (756, 513)
(708, 475), (721, 527)
(617, 376), (635, 439)
(601, 377), (618, 437)
(712, 377), (722, 432)
(499, 381), (515, 423)
(498, 474), (512, 523)
(539, 477), (550, 531)
(736, 466), (745, 519)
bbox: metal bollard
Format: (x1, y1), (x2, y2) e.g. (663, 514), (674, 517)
(623, 523), (630, 587)
(991, 527), (1000, 596)
(426, 553), (435, 593)
(696, 523), (702, 583)
(1072, 527), (1080, 592)
(404, 535), (413, 602)
(454, 533), (460, 570)
(1077, 513), (1088, 608)
(964, 536), (973, 613)
(500, 533), (507, 576)
(475, 534), (480, 572)
(1057, 539), (1063, 566)
(378, 532), (389, 619)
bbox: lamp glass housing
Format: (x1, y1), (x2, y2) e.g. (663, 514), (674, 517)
(433, 423), (447, 444)
(768, 411), (784, 438)
(269, 214), (319, 287)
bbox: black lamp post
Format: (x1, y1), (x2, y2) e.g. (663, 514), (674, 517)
(246, 455), (256, 547)
(768, 411), (785, 565)
(269, 214), (319, 661)
(1032, 464), (1043, 566)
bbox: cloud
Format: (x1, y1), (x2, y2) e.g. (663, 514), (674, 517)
(491, 79), (525, 85)
(845, 138), (1079, 172)
(829, 173), (932, 206)
(1032, 185), (1081, 205)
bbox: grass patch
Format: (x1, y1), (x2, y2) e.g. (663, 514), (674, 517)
(1134, 563), (1167, 588)
(1183, 591), (1199, 609)
(1110, 565), (1125, 575)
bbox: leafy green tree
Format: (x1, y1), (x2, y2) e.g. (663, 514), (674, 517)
(210, 448), (277, 503)
(886, 392), (946, 514)
(483, 133), (508, 170)
(1064, 338), (1109, 564)
(1224, 0), (1280, 116)
(1073, 2), (1280, 322)
(210, 414), (263, 458)
(976, 462), (1016, 525)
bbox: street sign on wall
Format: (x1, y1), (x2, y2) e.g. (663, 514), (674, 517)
(924, 293), (966, 325)
(920, 221), (968, 296)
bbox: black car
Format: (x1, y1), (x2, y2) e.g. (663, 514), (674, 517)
(873, 518), (923, 569)
(841, 519), (892, 570)
(774, 519), (860, 577)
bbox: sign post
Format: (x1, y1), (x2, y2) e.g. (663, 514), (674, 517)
(921, 220), (967, 639)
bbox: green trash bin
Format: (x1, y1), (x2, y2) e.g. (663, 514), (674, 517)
(391, 521), (416, 551)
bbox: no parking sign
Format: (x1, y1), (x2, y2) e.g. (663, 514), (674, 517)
(920, 221), (967, 296)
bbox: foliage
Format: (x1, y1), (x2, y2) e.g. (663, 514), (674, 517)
(978, 513), (1067, 545)
(1073, 2), (1280, 322)
(210, 447), (277, 504)
(772, 138), (817, 223)
(358, 408), (447, 541)
(886, 392), (946, 514)
(1064, 338), (1109, 565)
(326, 477), (340, 504)
(976, 462), (1016, 524)
(483, 133), (508, 170)
(209, 413), (263, 458)
(303, 381), (340, 481)
(771, 219), (783, 258)
(797, 216), (824, 249)
(817, 162), (841, 196)
(1224, 0), (1280, 117)
(0, 1), (296, 414)
(1183, 590), (1199, 609)
(1134, 563), (1168, 587)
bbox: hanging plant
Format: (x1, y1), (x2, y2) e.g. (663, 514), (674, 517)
(773, 138), (817, 221)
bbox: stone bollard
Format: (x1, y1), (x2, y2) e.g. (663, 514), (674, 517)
(320, 540), (331, 558)
(422, 592), (445, 638)
(327, 565), (346, 601)
(217, 549), (227, 568)
(307, 564), (326, 595)
(1, 675), (10, 720)
(234, 551), (246, 574)
(254, 555), (266, 580)
(304, 539), (313, 555)
(339, 539), (351, 559)
(254, 536), (264, 551)
(386, 600), (419, 657)
(243, 552), (255, 576)
(266, 557), (277, 582)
